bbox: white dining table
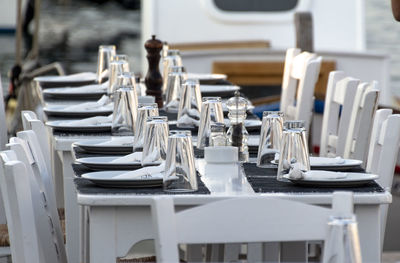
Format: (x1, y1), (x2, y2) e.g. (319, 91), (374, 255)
(74, 158), (391, 263)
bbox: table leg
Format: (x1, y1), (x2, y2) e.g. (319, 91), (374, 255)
(356, 205), (381, 263)
(61, 151), (80, 263)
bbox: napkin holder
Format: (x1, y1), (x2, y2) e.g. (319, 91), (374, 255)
(204, 146), (240, 179)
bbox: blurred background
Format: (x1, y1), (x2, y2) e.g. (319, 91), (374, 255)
(0, 0), (399, 97)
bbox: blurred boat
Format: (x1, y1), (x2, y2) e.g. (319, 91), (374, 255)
(141, 0), (392, 107)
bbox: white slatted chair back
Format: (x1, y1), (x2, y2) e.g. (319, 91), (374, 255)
(366, 109), (400, 248)
(0, 154), (41, 263)
(21, 110), (51, 174)
(152, 192), (355, 263)
(8, 132), (67, 263)
(280, 48), (322, 131)
(0, 148), (63, 263)
(320, 71), (360, 157)
(343, 82), (380, 164)
(0, 76), (7, 151)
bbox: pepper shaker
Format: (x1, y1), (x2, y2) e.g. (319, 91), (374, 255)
(144, 35), (163, 108)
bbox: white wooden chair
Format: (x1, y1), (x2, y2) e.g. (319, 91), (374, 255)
(320, 71), (360, 157)
(152, 192), (359, 263)
(21, 111), (51, 173)
(343, 81), (379, 164)
(0, 151), (62, 263)
(366, 109), (400, 248)
(7, 131), (67, 263)
(21, 110), (64, 209)
(280, 48), (322, 132)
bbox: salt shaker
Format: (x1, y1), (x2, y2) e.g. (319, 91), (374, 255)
(210, 122), (227, 146)
(226, 91), (249, 162)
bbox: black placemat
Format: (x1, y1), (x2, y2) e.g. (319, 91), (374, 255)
(243, 162), (365, 177)
(242, 163), (384, 193)
(74, 164), (210, 195)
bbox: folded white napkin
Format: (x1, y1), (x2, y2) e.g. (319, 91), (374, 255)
(67, 115), (112, 126)
(310, 156), (345, 166)
(96, 136), (134, 146)
(110, 152), (142, 163)
(288, 169), (348, 180)
(63, 95), (112, 111)
(177, 114), (200, 127)
(165, 100), (180, 111)
(113, 163), (165, 179)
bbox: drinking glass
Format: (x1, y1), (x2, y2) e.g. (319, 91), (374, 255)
(96, 45), (116, 83)
(323, 215), (362, 263)
(132, 103), (159, 150)
(164, 66), (187, 112)
(108, 59), (130, 95)
(277, 120), (310, 181)
(257, 111), (284, 167)
(197, 97), (224, 149)
(142, 116), (169, 166)
(111, 54), (128, 62)
(164, 130), (198, 192)
(117, 72), (139, 105)
(111, 85), (137, 136)
(177, 79), (202, 128)
(135, 76), (146, 96)
(162, 50), (183, 94)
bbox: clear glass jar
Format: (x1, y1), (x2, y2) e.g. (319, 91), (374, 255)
(226, 92), (249, 162)
(210, 122), (227, 146)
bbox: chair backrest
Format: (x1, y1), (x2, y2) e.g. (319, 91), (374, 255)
(280, 48), (322, 131)
(7, 132), (67, 263)
(0, 151), (38, 263)
(343, 81), (379, 163)
(0, 76), (7, 151)
(0, 154), (43, 263)
(21, 110), (51, 174)
(152, 192), (356, 263)
(366, 109), (400, 248)
(320, 71), (360, 157)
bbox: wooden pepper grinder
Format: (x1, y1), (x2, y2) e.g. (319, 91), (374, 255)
(144, 35), (163, 108)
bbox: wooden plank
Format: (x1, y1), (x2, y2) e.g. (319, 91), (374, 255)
(169, 40), (270, 51)
(212, 60), (336, 100)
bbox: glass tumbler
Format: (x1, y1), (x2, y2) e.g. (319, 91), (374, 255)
(108, 59), (130, 95)
(177, 79), (202, 128)
(197, 97), (224, 149)
(277, 120), (310, 181)
(257, 111), (284, 167)
(164, 130), (198, 192)
(96, 45), (116, 83)
(142, 116), (169, 166)
(323, 215), (362, 263)
(162, 50), (183, 94)
(132, 103), (159, 150)
(111, 85), (137, 136)
(164, 66), (187, 112)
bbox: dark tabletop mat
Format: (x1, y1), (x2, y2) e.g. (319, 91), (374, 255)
(242, 163), (384, 193)
(73, 164), (210, 195)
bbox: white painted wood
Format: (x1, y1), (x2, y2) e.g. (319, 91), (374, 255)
(152, 193), (355, 263)
(320, 71), (360, 157)
(21, 111), (51, 174)
(0, 157), (41, 263)
(9, 131), (67, 263)
(344, 82), (379, 164)
(366, 109), (400, 249)
(280, 48), (322, 132)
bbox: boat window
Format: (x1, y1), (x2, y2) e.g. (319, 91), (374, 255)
(213, 0), (298, 12)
